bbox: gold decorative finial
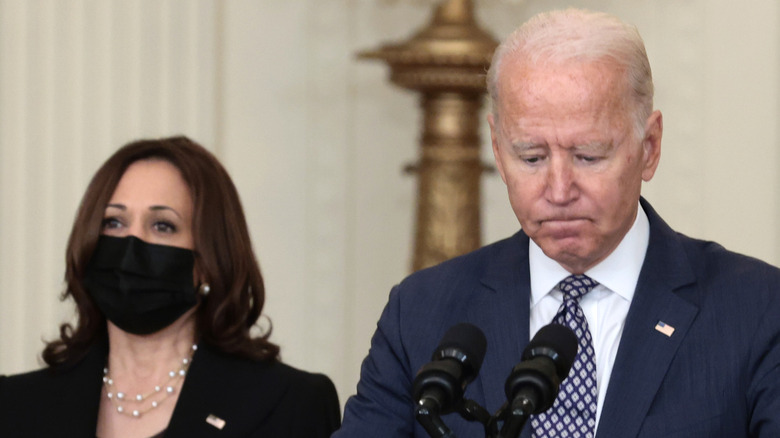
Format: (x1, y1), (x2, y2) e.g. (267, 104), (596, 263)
(359, 0), (499, 271)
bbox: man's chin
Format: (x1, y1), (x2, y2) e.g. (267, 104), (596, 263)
(536, 238), (595, 270)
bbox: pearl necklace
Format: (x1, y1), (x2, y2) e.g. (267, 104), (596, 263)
(102, 344), (197, 418)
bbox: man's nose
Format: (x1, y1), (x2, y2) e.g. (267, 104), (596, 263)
(546, 159), (578, 204)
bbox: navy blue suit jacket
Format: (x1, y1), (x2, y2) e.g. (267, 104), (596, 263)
(335, 199), (780, 437)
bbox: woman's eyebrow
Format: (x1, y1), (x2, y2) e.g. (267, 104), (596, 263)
(150, 205), (182, 219)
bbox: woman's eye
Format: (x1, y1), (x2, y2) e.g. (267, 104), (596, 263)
(153, 221), (177, 233)
(101, 217), (122, 230)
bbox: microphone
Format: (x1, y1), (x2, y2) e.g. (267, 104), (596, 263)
(412, 323), (487, 437)
(498, 323), (577, 438)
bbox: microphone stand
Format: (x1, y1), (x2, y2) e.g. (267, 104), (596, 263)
(416, 396), (532, 438)
(460, 399), (498, 437)
(415, 396), (457, 438)
(491, 394), (535, 438)
(416, 323), (575, 438)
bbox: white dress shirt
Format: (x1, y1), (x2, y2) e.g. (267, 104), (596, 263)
(528, 203), (649, 431)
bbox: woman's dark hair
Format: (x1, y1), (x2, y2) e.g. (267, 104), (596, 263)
(42, 136), (279, 366)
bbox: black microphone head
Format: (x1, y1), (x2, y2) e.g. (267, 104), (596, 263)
(522, 323), (578, 380)
(503, 323), (578, 414)
(433, 323), (488, 383)
(412, 323), (487, 414)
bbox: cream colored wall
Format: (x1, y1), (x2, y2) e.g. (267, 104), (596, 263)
(1, 0), (778, 411)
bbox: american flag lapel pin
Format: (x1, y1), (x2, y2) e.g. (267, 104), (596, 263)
(654, 321), (675, 337)
(206, 414), (226, 430)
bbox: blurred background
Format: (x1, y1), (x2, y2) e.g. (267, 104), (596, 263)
(1, 0), (778, 410)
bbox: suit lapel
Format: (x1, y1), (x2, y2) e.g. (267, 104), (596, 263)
(596, 200), (699, 438)
(166, 344), (240, 436)
(166, 344), (285, 437)
(473, 232), (531, 427)
(52, 339), (105, 436)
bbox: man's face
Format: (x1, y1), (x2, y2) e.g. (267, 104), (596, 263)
(489, 58), (662, 274)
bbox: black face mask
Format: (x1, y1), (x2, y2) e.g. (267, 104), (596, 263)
(84, 235), (198, 335)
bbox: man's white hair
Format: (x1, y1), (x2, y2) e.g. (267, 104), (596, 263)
(486, 8), (654, 140)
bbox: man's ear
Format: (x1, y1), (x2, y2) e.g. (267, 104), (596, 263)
(641, 110), (663, 182)
(488, 113), (508, 184)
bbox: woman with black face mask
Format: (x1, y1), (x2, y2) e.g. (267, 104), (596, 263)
(0, 136), (341, 437)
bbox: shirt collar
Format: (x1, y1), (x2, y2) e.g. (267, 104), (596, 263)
(529, 202), (650, 305)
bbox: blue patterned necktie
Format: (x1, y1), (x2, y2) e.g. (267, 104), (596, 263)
(531, 274), (599, 438)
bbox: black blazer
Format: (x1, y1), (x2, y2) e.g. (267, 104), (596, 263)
(0, 340), (340, 437)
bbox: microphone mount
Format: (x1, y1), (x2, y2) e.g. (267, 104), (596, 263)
(414, 323), (578, 438)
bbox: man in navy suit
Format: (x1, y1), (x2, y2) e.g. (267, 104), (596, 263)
(335, 9), (780, 438)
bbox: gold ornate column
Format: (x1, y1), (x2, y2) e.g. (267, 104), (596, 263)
(360, 0), (498, 271)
